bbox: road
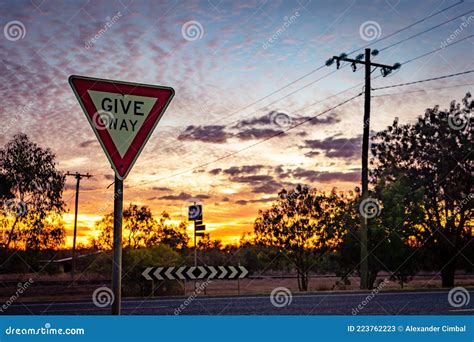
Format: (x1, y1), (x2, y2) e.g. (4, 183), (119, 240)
(4, 289), (473, 315)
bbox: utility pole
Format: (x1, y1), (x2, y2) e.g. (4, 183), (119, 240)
(326, 49), (400, 289)
(65, 172), (92, 283)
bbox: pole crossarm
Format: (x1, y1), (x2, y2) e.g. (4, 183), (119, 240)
(332, 56), (399, 70)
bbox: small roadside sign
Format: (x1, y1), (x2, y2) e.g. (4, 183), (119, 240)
(69, 75), (175, 179)
(188, 204), (202, 221)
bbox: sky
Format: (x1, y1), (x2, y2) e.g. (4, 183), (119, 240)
(0, 0), (473, 246)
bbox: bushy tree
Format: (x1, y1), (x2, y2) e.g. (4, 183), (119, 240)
(370, 93), (473, 287)
(253, 185), (347, 291)
(0, 133), (65, 252)
(92, 205), (189, 250)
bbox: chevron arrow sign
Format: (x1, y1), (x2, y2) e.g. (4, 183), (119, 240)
(141, 265), (249, 281)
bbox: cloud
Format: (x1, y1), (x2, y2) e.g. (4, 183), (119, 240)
(231, 175), (274, 183)
(235, 197), (278, 205)
(229, 174), (283, 194)
(209, 168), (222, 175)
(235, 111), (340, 129)
(235, 128), (284, 140)
(251, 180), (282, 193)
(158, 192), (210, 200)
(290, 168), (360, 182)
(301, 135), (362, 159)
(79, 140), (97, 148)
(177, 125), (231, 143)
(302, 115), (341, 126)
(222, 165), (265, 176)
(151, 186), (172, 191)
(209, 165), (267, 177)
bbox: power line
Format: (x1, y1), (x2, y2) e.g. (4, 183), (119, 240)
(215, 1), (464, 125)
(136, 93), (362, 184)
(373, 70), (474, 90)
(401, 34), (473, 65)
(372, 83), (474, 97)
(378, 9), (474, 52)
(155, 2), (466, 152)
(132, 41), (472, 190)
(345, 0), (464, 55)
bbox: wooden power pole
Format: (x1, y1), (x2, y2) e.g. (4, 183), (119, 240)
(326, 49), (400, 289)
(65, 171), (92, 283)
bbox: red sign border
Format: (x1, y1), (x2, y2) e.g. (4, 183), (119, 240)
(69, 75), (175, 180)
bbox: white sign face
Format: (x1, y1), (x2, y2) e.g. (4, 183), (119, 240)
(88, 90), (157, 158)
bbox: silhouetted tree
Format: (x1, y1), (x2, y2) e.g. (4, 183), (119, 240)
(370, 93), (473, 287)
(93, 205), (189, 250)
(0, 133), (65, 252)
(253, 185), (346, 291)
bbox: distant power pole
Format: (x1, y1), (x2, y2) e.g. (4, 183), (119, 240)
(65, 171), (92, 283)
(326, 49), (400, 289)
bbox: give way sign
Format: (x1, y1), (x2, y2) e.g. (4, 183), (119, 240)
(69, 75), (175, 179)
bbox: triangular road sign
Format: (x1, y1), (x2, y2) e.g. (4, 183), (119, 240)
(69, 75), (174, 179)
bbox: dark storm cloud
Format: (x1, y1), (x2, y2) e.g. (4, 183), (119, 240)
(177, 125), (231, 143)
(301, 135), (362, 159)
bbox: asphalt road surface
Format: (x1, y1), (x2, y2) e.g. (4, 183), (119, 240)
(4, 289), (473, 315)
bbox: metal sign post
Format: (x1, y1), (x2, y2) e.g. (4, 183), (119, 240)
(112, 175), (123, 315)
